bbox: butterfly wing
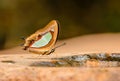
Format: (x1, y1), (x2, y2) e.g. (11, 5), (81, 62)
(31, 32), (52, 48)
(23, 20), (59, 55)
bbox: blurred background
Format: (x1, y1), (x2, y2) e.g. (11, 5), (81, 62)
(0, 0), (120, 50)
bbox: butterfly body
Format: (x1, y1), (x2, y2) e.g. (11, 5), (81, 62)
(23, 20), (59, 55)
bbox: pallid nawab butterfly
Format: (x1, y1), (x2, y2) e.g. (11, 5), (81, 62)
(23, 20), (59, 55)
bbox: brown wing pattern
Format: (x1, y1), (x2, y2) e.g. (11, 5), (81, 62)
(23, 20), (59, 55)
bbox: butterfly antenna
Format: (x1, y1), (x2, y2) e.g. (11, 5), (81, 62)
(54, 42), (66, 49)
(20, 36), (25, 40)
(19, 36), (25, 46)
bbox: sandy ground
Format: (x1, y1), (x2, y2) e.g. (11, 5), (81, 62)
(0, 33), (120, 81)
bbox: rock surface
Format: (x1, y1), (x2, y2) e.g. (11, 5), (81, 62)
(0, 67), (120, 81)
(0, 33), (120, 81)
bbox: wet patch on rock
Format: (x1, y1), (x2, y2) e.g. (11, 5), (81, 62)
(30, 53), (120, 67)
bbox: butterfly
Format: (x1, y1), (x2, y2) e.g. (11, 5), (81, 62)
(23, 20), (59, 55)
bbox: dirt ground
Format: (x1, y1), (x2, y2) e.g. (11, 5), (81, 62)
(0, 33), (120, 81)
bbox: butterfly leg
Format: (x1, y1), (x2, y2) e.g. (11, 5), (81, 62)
(45, 49), (55, 55)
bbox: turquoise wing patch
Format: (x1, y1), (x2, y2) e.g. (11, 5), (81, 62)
(31, 32), (52, 48)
